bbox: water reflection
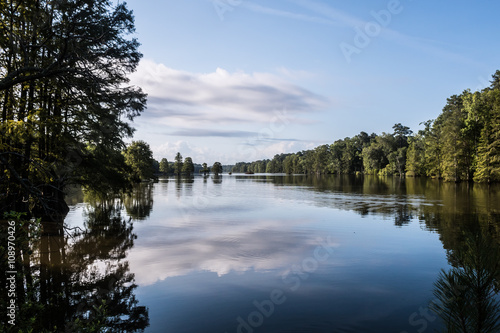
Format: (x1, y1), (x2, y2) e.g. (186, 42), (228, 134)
(6, 175), (499, 332)
(126, 176), (500, 285)
(124, 183), (154, 220)
(431, 223), (500, 332)
(174, 176), (195, 199)
(212, 174), (222, 184)
(244, 175), (500, 228)
(0, 193), (149, 332)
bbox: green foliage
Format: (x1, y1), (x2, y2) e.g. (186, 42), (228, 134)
(174, 152), (183, 176)
(80, 144), (134, 195)
(393, 123), (413, 148)
(159, 158), (170, 174)
(212, 161), (222, 175)
(362, 136), (389, 174)
(232, 160), (270, 173)
(406, 135), (426, 176)
(152, 159), (160, 175)
(312, 145), (330, 174)
(182, 157), (195, 176)
(123, 141), (155, 181)
(439, 95), (470, 182)
(201, 162), (210, 174)
(266, 157), (280, 173)
(430, 231), (500, 333)
(1, 202), (150, 332)
(283, 154), (304, 174)
(0, 0), (146, 216)
(474, 89), (500, 182)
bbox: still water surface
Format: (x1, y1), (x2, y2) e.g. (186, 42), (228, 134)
(65, 174), (500, 332)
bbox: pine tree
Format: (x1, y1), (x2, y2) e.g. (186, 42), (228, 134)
(440, 95), (467, 182)
(174, 152), (183, 176)
(474, 88), (500, 182)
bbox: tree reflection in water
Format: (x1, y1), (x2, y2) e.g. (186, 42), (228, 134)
(431, 224), (500, 333)
(0, 193), (149, 332)
(123, 183), (154, 220)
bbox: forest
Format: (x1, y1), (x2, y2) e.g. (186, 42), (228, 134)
(233, 71), (500, 184)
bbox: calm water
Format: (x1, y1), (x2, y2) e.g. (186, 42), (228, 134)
(61, 174), (500, 333)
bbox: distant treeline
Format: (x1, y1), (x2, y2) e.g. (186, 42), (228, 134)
(127, 148), (228, 178)
(233, 70), (500, 183)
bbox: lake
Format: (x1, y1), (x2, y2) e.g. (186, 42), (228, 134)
(58, 175), (500, 332)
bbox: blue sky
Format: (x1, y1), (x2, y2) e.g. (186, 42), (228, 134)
(124, 0), (500, 165)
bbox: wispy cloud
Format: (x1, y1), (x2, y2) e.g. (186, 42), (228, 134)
(170, 129), (257, 138)
(241, 2), (339, 26)
(244, 0), (481, 67)
(292, 0), (368, 27)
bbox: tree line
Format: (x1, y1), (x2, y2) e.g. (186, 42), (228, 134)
(123, 140), (224, 180)
(233, 71), (500, 183)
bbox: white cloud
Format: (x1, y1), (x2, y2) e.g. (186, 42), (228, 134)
(129, 59), (328, 128)
(241, 2), (340, 26)
(128, 60), (330, 164)
(127, 216), (340, 286)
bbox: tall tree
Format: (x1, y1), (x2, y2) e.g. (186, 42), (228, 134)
(362, 137), (387, 174)
(330, 140), (346, 174)
(440, 95), (469, 182)
(173, 152), (183, 176)
(392, 123), (413, 149)
(424, 119), (445, 179)
(212, 162), (222, 175)
(406, 134), (426, 176)
(201, 162), (209, 175)
(123, 141), (154, 181)
(159, 158), (169, 174)
(0, 0), (146, 217)
(312, 145), (330, 174)
(182, 157), (194, 176)
(474, 88), (500, 182)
